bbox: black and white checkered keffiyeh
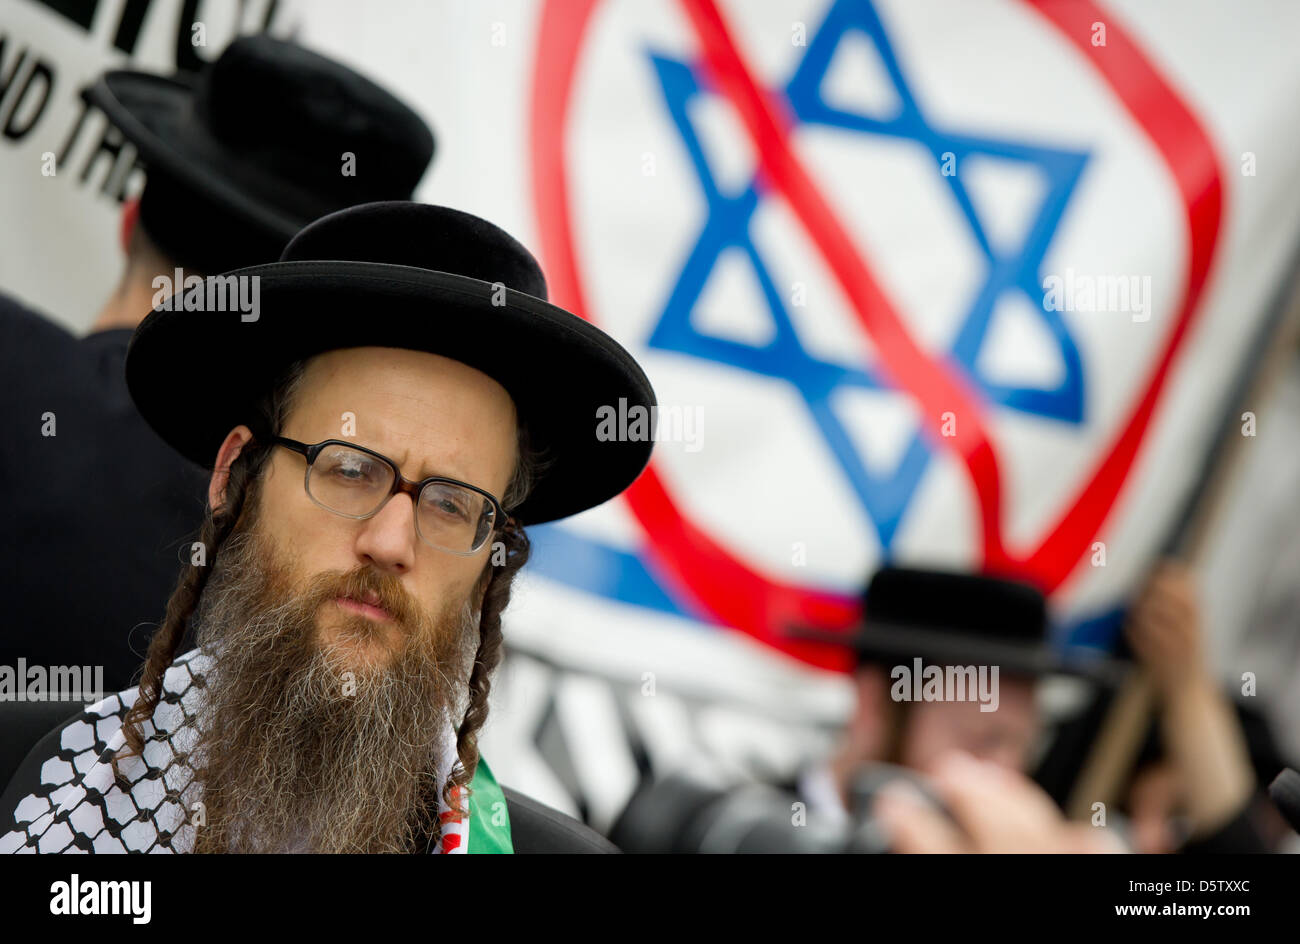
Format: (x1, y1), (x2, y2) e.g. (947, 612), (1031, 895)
(0, 647), (467, 853)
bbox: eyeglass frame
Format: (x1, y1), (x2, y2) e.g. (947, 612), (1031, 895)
(270, 436), (509, 556)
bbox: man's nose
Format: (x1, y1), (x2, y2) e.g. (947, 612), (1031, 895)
(354, 493), (419, 574)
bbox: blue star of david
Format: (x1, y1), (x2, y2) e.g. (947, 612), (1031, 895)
(645, 0), (1090, 549)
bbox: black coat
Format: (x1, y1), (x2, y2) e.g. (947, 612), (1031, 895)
(0, 291), (208, 693)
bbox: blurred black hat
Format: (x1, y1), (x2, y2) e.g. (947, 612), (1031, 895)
(85, 34), (435, 273)
(790, 566), (1127, 684)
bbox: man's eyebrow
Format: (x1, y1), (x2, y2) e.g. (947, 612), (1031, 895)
(393, 449), (465, 484)
(351, 436), (469, 484)
(413, 462), (459, 481)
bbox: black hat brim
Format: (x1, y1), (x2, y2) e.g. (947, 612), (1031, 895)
(787, 622), (1130, 687)
(124, 260), (657, 526)
(84, 71), (323, 239)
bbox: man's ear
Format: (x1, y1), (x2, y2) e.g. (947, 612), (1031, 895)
(208, 425), (256, 512)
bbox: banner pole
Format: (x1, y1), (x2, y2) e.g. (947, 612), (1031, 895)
(1066, 244), (1300, 821)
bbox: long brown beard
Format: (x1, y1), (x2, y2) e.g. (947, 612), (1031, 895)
(184, 515), (481, 854)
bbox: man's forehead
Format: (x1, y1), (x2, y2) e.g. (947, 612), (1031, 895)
(287, 346), (518, 480)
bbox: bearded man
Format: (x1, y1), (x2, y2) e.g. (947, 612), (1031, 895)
(0, 200), (655, 854)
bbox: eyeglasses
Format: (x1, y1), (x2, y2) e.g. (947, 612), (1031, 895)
(271, 437), (506, 556)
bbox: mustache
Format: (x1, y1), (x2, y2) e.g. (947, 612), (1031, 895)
(307, 565), (422, 629)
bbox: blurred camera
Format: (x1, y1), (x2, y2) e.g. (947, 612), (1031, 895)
(610, 763), (950, 854)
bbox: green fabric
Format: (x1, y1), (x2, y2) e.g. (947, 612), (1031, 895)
(467, 755), (513, 853)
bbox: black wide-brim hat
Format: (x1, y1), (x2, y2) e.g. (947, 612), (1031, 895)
(84, 34), (434, 272)
(789, 567), (1129, 686)
(124, 201), (657, 526)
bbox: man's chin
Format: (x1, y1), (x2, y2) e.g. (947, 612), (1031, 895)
(316, 610), (405, 672)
